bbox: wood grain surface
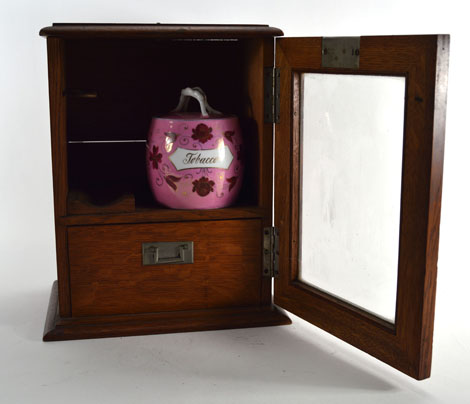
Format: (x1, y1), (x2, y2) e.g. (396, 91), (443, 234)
(39, 23), (283, 39)
(274, 35), (449, 380)
(42, 25), (280, 329)
(68, 219), (265, 316)
(44, 281), (291, 341)
(47, 37), (71, 317)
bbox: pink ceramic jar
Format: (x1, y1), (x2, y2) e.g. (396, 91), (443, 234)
(146, 88), (244, 209)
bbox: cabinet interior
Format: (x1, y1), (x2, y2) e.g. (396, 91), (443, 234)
(64, 38), (268, 216)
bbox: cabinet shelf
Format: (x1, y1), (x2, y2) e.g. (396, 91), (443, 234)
(68, 139), (146, 143)
(64, 184), (265, 225)
(59, 204), (267, 226)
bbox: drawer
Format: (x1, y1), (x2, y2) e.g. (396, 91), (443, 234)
(68, 219), (263, 316)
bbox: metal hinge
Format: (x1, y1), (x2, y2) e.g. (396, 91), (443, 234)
(263, 227), (279, 277)
(264, 67), (280, 123)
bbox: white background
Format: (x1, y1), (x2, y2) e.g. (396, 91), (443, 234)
(1, 1), (469, 403)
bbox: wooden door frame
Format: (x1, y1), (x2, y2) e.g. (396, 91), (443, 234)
(274, 35), (449, 380)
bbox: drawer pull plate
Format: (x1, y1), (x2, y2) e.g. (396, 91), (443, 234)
(142, 241), (193, 266)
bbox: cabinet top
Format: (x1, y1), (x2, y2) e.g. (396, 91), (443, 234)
(39, 23), (284, 39)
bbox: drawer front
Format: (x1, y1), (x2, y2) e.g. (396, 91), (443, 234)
(68, 219), (263, 316)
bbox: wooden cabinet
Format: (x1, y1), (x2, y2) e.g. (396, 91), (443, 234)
(40, 24), (449, 380)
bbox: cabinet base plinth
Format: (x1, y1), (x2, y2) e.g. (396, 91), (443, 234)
(43, 281), (291, 341)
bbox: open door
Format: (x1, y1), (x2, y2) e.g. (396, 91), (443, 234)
(274, 35), (449, 380)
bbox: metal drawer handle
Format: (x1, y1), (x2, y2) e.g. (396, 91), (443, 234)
(142, 241), (193, 266)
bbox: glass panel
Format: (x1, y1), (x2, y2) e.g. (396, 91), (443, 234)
(299, 73), (406, 323)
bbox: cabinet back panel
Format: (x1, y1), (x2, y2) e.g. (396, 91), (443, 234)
(66, 39), (245, 141)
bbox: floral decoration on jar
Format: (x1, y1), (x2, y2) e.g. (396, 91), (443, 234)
(192, 176), (215, 197)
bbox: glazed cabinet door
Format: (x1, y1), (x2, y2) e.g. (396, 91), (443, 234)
(273, 35), (449, 379)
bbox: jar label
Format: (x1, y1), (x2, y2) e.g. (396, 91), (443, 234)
(169, 145), (234, 171)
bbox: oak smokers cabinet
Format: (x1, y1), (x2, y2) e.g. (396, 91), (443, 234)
(40, 24), (449, 380)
